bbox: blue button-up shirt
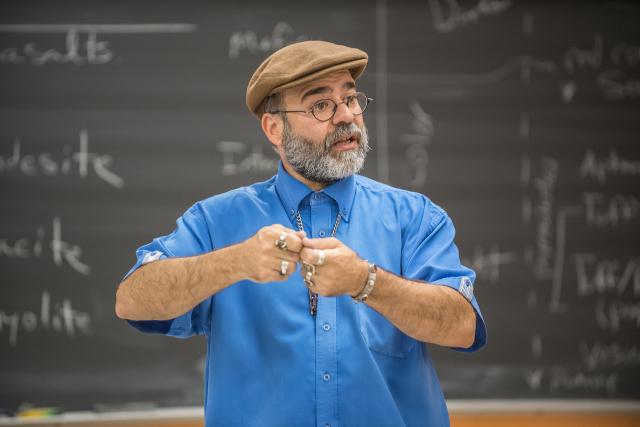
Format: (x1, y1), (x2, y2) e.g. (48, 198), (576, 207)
(125, 163), (486, 427)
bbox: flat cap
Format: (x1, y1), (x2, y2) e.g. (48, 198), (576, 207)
(246, 40), (368, 119)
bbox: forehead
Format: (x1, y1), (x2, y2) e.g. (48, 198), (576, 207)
(297, 70), (354, 92)
(284, 70), (355, 101)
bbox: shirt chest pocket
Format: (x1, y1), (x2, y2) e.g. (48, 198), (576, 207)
(358, 305), (417, 358)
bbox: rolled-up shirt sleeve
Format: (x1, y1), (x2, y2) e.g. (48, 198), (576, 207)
(402, 198), (487, 352)
(123, 203), (214, 338)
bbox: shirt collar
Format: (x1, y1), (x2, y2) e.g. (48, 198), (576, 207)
(274, 162), (356, 223)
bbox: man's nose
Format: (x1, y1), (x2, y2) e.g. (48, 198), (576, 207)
(332, 102), (354, 125)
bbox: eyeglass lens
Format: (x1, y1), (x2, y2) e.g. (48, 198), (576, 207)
(312, 93), (369, 121)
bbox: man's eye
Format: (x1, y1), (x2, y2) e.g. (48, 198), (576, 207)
(313, 101), (330, 112)
(345, 96), (357, 106)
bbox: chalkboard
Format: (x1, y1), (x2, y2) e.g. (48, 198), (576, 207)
(1, 0), (639, 414)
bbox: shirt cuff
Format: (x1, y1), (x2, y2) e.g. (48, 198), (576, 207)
(431, 276), (487, 353)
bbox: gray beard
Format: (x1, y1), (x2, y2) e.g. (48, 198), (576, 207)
(281, 119), (371, 184)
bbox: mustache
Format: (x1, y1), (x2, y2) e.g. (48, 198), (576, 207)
(324, 123), (364, 150)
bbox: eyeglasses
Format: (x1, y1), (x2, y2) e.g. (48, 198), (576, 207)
(269, 92), (373, 122)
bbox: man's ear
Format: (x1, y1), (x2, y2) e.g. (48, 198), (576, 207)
(261, 113), (284, 148)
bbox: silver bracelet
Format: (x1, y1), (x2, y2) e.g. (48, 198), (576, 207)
(353, 262), (377, 303)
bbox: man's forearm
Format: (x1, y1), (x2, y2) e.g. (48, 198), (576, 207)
(362, 269), (476, 348)
(115, 243), (244, 321)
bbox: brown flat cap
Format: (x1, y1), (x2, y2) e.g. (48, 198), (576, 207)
(246, 40), (368, 119)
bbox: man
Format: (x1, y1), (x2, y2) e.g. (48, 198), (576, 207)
(116, 40), (486, 427)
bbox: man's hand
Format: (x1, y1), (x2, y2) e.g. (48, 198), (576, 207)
(299, 237), (369, 297)
(240, 224), (305, 283)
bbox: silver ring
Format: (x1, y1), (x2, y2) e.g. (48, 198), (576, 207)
(275, 232), (288, 251)
(302, 263), (315, 287)
(304, 271), (315, 287)
(280, 260), (289, 276)
(316, 250), (326, 266)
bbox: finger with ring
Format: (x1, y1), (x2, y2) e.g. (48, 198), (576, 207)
(279, 260), (289, 276)
(302, 262), (315, 276)
(302, 262), (315, 287)
(304, 271), (315, 288)
(274, 232), (288, 251)
(316, 249), (326, 266)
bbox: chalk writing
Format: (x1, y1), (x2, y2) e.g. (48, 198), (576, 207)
(228, 22), (309, 59)
(549, 368), (618, 394)
(561, 80), (577, 103)
(402, 102), (433, 189)
(0, 30), (113, 66)
(574, 255), (640, 297)
(580, 341), (640, 370)
(0, 23), (196, 65)
(564, 36), (640, 71)
(217, 141), (279, 176)
(462, 244), (517, 284)
(550, 207), (582, 313)
(596, 298), (640, 332)
(0, 130), (123, 188)
(558, 35), (640, 100)
(0, 291), (90, 347)
(525, 368), (544, 390)
(583, 192), (639, 227)
(0, 217), (90, 275)
(610, 42), (640, 67)
(532, 158), (558, 280)
(428, 0), (511, 33)
(564, 35), (604, 73)
(580, 149), (640, 183)
(598, 69), (640, 100)
(525, 367), (618, 394)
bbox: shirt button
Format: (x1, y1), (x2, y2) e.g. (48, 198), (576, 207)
(319, 230), (326, 237)
(314, 193), (321, 200)
(322, 323), (331, 331)
(323, 372), (331, 381)
(325, 424), (331, 427)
